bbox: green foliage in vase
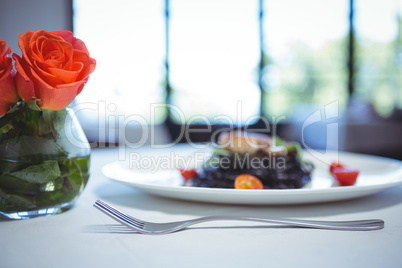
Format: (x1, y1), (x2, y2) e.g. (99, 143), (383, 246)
(0, 103), (90, 214)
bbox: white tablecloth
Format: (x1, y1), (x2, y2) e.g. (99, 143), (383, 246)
(1, 146), (402, 268)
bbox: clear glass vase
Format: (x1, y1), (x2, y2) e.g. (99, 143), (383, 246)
(0, 103), (90, 219)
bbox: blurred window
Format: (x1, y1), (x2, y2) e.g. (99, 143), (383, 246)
(73, 0), (402, 131)
(354, 0), (402, 117)
(169, 0), (260, 125)
(261, 0), (349, 121)
(73, 0), (167, 124)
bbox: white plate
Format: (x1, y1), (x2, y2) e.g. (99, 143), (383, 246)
(102, 151), (402, 205)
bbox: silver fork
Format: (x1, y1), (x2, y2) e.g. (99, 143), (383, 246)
(93, 199), (384, 234)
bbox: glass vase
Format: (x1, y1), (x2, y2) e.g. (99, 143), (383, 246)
(0, 103), (90, 219)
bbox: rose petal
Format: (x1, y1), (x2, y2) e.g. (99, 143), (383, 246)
(13, 54), (36, 103)
(18, 31), (36, 66)
(0, 70), (18, 116)
(37, 81), (85, 110)
(31, 61), (65, 87)
(48, 67), (79, 83)
(52, 31), (90, 54)
(52, 31), (75, 45)
(73, 50), (96, 81)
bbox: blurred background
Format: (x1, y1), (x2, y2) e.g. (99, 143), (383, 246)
(1, 0), (402, 159)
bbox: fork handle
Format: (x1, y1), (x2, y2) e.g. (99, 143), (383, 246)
(184, 216), (384, 231)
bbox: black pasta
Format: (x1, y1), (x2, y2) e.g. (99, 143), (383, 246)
(191, 151), (314, 189)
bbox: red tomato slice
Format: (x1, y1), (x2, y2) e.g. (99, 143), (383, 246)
(234, 174), (263, 189)
(331, 167), (359, 186)
(179, 168), (198, 181)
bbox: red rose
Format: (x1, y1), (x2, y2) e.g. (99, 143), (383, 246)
(13, 30), (96, 110)
(0, 39), (18, 116)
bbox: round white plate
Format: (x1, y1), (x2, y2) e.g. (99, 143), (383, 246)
(102, 151), (402, 205)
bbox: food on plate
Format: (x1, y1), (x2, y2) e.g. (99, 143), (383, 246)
(329, 162), (359, 186)
(180, 131), (314, 189)
(234, 174), (263, 189)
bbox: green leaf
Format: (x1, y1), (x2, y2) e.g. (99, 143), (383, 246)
(0, 102), (27, 130)
(42, 109), (67, 133)
(0, 188), (35, 213)
(0, 136), (66, 161)
(0, 174), (42, 194)
(26, 100), (42, 111)
(35, 157), (89, 207)
(9, 161), (61, 183)
(0, 156), (90, 212)
(0, 123), (14, 135)
(0, 158), (27, 173)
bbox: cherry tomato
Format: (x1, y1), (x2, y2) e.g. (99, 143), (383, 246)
(329, 162), (359, 186)
(329, 162), (344, 174)
(331, 167), (359, 186)
(234, 174), (263, 189)
(179, 168), (198, 181)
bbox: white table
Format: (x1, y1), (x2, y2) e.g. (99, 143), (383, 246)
(1, 146), (402, 268)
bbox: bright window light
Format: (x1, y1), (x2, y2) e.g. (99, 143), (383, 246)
(73, 0), (167, 123)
